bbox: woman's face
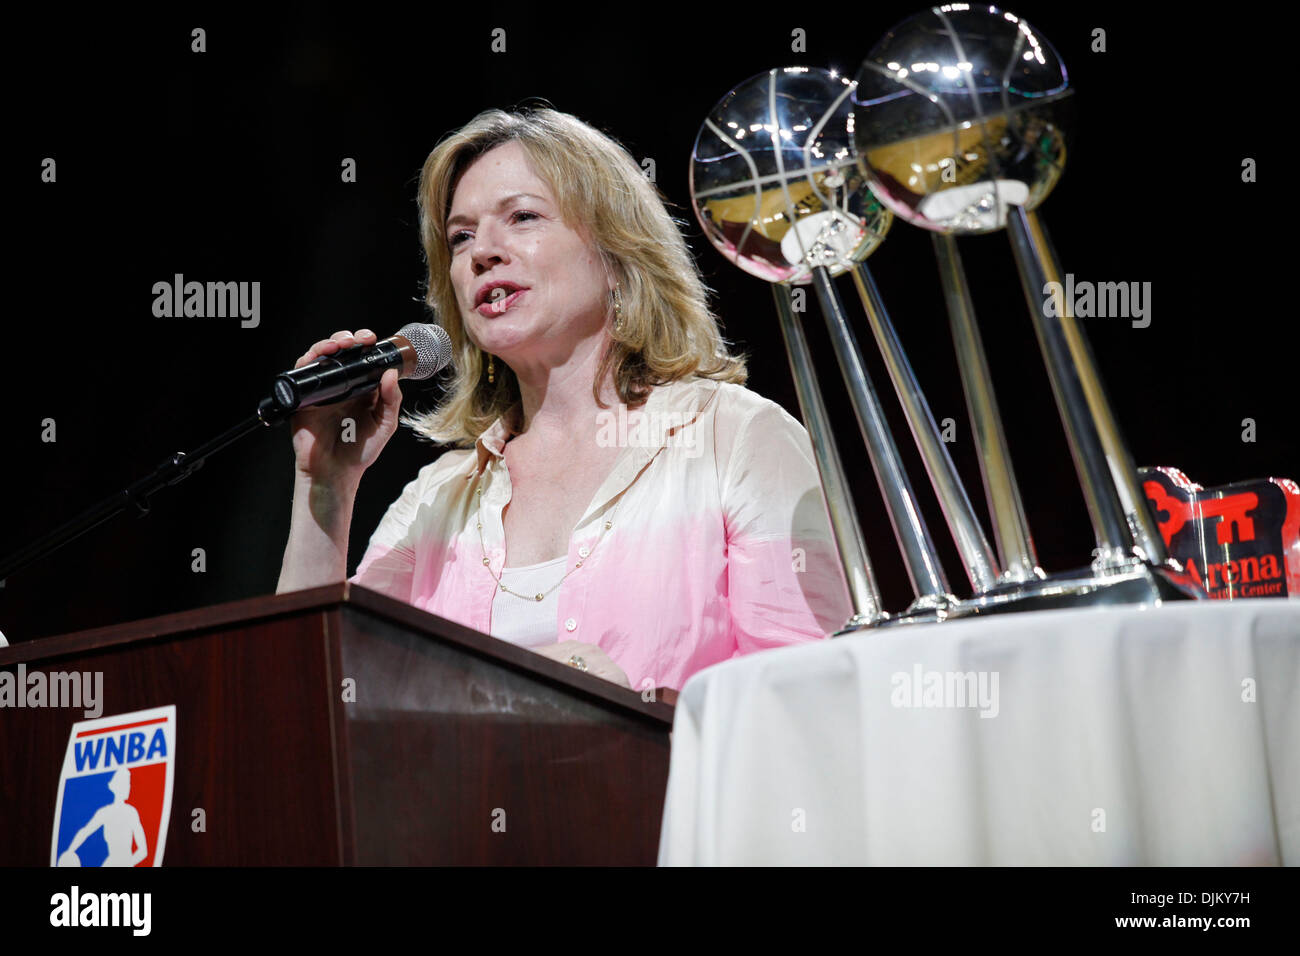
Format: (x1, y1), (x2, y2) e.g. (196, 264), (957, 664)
(447, 140), (612, 374)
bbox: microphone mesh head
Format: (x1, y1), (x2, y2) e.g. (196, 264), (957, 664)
(397, 322), (453, 380)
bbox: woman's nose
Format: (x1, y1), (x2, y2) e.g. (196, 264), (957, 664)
(470, 223), (509, 273)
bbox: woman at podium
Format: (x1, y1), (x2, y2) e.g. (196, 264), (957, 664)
(276, 107), (852, 692)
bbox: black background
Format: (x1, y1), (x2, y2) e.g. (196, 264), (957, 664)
(3, 3), (1294, 642)
(2, 864), (1287, 940)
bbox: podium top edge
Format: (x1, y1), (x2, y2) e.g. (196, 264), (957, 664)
(0, 582), (677, 722)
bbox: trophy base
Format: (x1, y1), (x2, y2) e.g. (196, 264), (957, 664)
(947, 561), (1206, 619)
(829, 563), (1203, 637)
(832, 593), (960, 636)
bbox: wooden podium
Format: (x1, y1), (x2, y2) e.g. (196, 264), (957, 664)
(0, 584), (675, 865)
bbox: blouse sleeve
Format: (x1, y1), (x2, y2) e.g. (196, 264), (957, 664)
(348, 468), (429, 604)
(720, 399), (854, 654)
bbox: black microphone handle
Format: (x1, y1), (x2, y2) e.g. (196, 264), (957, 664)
(270, 340), (405, 412)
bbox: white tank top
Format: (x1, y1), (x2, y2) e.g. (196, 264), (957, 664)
(489, 555), (565, 647)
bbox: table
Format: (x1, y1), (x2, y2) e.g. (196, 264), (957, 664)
(658, 599), (1300, 865)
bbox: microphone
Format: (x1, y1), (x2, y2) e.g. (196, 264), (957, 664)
(267, 322), (453, 414)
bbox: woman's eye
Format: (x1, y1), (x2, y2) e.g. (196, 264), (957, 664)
(449, 231), (470, 248)
(511, 210), (538, 223)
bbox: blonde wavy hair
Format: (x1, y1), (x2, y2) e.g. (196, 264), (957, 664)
(400, 106), (748, 447)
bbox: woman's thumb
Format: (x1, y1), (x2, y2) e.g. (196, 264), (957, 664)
(378, 368), (401, 415)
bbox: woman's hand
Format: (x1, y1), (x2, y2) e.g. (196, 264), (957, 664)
(289, 329), (403, 484)
(532, 640), (631, 689)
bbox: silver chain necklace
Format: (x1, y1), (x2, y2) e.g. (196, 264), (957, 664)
(474, 466), (624, 602)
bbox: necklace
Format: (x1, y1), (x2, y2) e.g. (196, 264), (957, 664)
(474, 464), (624, 602)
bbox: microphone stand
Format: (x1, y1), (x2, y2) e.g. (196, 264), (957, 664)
(0, 398), (291, 585)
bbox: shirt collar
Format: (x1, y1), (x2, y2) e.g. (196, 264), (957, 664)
(472, 402), (521, 477)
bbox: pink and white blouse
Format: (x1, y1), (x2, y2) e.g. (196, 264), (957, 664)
(349, 375), (854, 691)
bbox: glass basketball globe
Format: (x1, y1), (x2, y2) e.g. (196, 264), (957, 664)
(690, 66), (891, 285)
(852, 6), (1072, 234)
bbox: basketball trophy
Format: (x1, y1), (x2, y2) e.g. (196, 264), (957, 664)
(851, 4), (1203, 610)
(691, 66), (1016, 627)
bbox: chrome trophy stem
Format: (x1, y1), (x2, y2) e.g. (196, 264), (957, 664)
(809, 264), (955, 616)
(850, 261), (1000, 594)
(931, 233), (1043, 583)
(772, 285), (887, 628)
(1007, 207), (1167, 566)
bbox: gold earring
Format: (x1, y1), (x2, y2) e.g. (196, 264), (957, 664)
(613, 285), (624, 334)
(487, 352), (495, 384)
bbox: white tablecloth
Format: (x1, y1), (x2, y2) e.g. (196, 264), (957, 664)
(658, 599), (1300, 865)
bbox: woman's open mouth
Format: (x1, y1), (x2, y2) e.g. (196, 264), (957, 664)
(477, 287), (527, 316)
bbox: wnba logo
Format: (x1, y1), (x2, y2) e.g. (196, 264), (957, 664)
(50, 706), (177, 868)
